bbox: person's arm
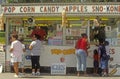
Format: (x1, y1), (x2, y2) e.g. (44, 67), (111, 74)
(22, 44), (26, 52)
(75, 38), (81, 49)
(23, 48), (25, 52)
(29, 41), (35, 50)
(98, 47), (101, 63)
(86, 39), (90, 56)
(29, 45), (33, 50)
(87, 39), (90, 49)
(10, 48), (13, 52)
(9, 42), (13, 53)
(75, 40), (78, 49)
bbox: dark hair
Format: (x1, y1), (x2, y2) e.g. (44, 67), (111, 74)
(99, 40), (105, 45)
(11, 34), (18, 39)
(105, 41), (109, 45)
(34, 34), (40, 40)
(81, 33), (87, 37)
(94, 49), (98, 55)
(19, 37), (24, 42)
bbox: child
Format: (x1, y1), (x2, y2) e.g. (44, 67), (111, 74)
(19, 37), (26, 75)
(93, 49), (99, 75)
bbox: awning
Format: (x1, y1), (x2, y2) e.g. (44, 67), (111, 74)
(2, 3), (120, 17)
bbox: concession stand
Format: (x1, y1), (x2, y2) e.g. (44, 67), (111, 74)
(1, 3), (120, 75)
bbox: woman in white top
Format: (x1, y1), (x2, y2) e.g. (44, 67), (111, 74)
(29, 34), (42, 76)
(10, 34), (23, 77)
(19, 37), (26, 75)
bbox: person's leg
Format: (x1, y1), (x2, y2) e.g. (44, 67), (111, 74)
(35, 56), (40, 75)
(94, 61), (99, 74)
(76, 49), (82, 76)
(21, 54), (25, 73)
(36, 56), (40, 72)
(93, 61), (96, 74)
(96, 61), (99, 74)
(31, 56), (36, 75)
(13, 62), (19, 75)
(13, 55), (22, 77)
(101, 59), (107, 76)
(18, 62), (22, 73)
(80, 51), (87, 75)
(106, 60), (109, 75)
(21, 68), (24, 73)
(95, 67), (98, 74)
(99, 59), (103, 76)
(16, 55), (23, 76)
(19, 65), (24, 74)
(104, 60), (108, 76)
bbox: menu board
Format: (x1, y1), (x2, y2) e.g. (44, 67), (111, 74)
(65, 28), (86, 45)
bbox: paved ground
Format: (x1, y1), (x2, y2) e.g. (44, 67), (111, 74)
(0, 73), (120, 79)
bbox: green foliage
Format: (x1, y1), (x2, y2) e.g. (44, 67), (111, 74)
(0, 37), (5, 44)
(0, 32), (5, 37)
(0, 32), (5, 44)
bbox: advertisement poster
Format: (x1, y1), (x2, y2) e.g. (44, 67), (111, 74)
(109, 47), (120, 76)
(51, 63), (66, 75)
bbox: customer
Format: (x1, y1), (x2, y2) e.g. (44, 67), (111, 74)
(18, 37), (26, 75)
(30, 26), (46, 41)
(93, 49), (99, 75)
(75, 33), (90, 76)
(105, 41), (110, 76)
(29, 34), (42, 76)
(98, 41), (107, 76)
(9, 34), (23, 77)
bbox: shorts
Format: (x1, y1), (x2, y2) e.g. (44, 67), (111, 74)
(11, 55), (22, 63)
(94, 60), (99, 68)
(100, 59), (107, 69)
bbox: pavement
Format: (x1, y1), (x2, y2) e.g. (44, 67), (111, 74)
(0, 73), (120, 79)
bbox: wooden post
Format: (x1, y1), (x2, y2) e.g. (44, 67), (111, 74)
(0, 13), (4, 31)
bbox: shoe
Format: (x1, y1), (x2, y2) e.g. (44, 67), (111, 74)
(19, 72), (22, 75)
(36, 72), (40, 76)
(20, 73), (25, 75)
(14, 74), (22, 77)
(14, 74), (18, 77)
(102, 72), (106, 77)
(18, 75), (22, 78)
(32, 72), (36, 76)
(18, 73), (25, 77)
